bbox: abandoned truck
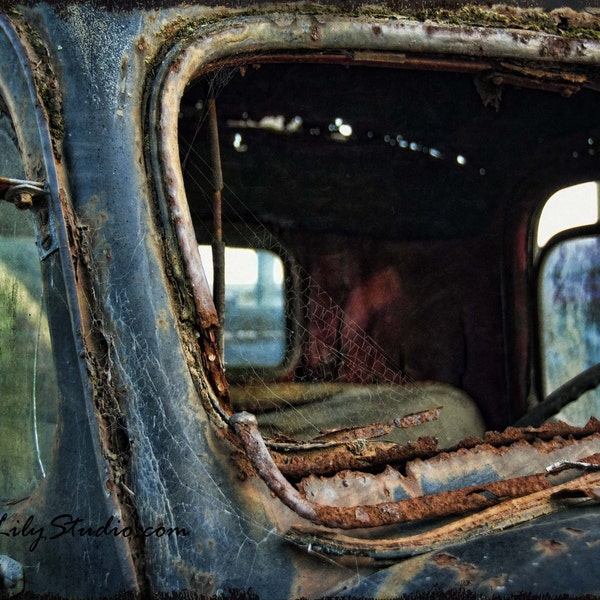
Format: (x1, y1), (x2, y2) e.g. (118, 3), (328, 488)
(3, 0), (600, 597)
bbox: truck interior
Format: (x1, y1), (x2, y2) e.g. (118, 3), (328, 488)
(177, 56), (600, 442)
(163, 52), (600, 556)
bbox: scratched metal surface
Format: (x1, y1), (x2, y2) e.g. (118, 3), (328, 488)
(338, 507), (600, 597)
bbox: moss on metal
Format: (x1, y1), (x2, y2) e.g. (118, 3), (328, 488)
(408, 5), (600, 39)
(216, 2), (600, 41)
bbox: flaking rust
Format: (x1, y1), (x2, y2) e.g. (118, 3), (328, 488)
(285, 467), (600, 563)
(271, 436), (441, 479)
(300, 432), (600, 506)
(271, 417), (600, 479)
(233, 410), (600, 531)
(455, 418), (600, 449)
(292, 406), (442, 444)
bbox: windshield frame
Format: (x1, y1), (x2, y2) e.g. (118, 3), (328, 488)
(150, 12), (600, 408)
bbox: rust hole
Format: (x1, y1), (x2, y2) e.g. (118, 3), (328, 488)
(536, 538), (567, 557)
(467, 488), (500, 501)
(433, 552), (481, 585)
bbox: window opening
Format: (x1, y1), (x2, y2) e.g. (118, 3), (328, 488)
(198, 245), (286, 368)
(537, 181), (599, 247)
(178, 62), (487, 451)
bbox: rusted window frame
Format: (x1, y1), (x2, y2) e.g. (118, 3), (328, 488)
(152, 10), (600, 409)
(150, 12), (600, 561)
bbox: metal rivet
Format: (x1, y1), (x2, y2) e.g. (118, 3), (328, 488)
(13, 192), (33, 210)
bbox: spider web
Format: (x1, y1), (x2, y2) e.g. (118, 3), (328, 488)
(179, 68), (411, 388)
(172, 63), (480, 453)
(181, 136), (410, 386)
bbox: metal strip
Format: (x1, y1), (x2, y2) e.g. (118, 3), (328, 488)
(208, 95), (226, 358)
(285, 468), (600, 563)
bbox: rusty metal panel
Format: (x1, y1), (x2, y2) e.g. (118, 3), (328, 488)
(299, 433), (600, 506)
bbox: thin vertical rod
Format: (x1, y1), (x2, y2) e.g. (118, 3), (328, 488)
(208, 96), (225, 357)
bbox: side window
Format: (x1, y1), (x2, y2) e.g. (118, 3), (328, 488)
(538, 182), (600, 424)
(198, 245), (286, 368)
(536, 182), (598, 248)
(0, 102), (58, 500)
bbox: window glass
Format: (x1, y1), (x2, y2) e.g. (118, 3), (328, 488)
(198, 245), (286, 367)
(539, 234), (600, 424)
(0, 105), (58, 500)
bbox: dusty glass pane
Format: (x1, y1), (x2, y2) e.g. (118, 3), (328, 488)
(540, 235), (600, 423)
(0, 107), (23, 179)
(0, 106), (58, 500)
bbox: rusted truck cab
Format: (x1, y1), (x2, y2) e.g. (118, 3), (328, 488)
(1, 2), (600, 597)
